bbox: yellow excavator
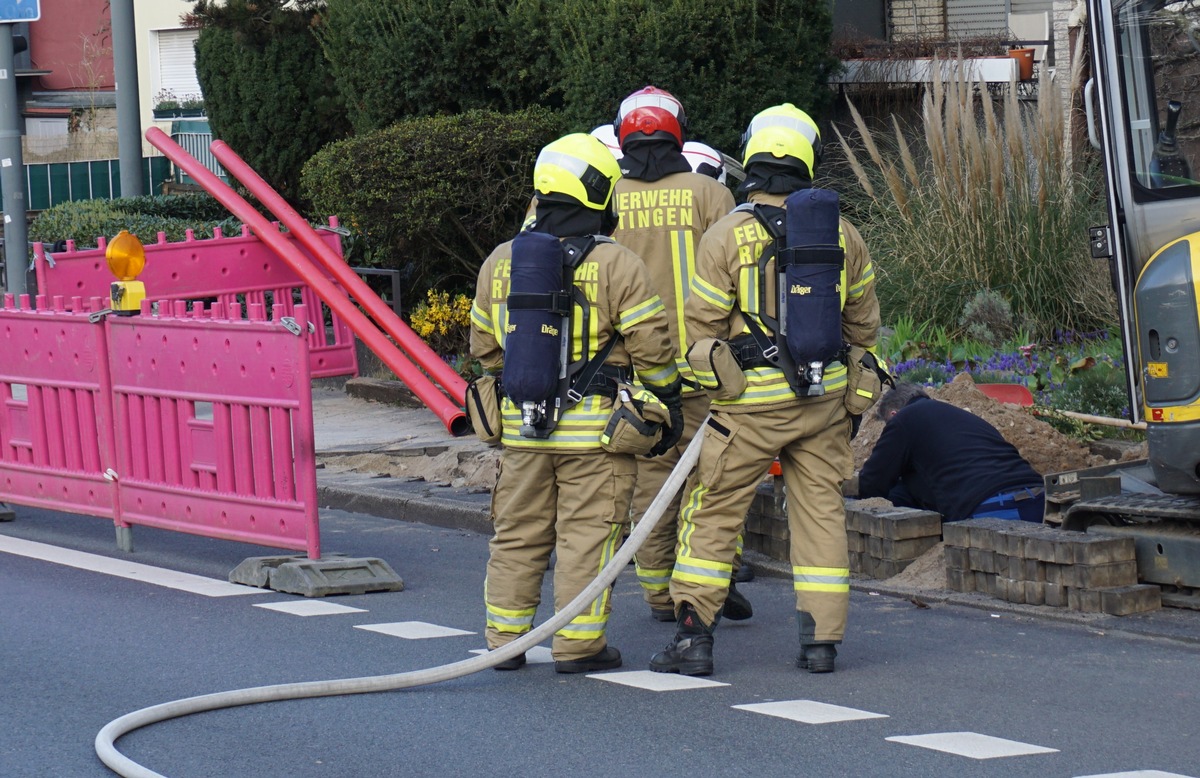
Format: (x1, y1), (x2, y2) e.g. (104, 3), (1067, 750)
(1063, 0), (1200, 606)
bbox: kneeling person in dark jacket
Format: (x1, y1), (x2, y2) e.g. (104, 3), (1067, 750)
(856, 382), (1044, 523)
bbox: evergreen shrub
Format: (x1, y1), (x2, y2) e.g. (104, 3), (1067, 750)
(548, 0), (839, 153)
(191, 0), (350, 207)
(314, 0), (553, 134)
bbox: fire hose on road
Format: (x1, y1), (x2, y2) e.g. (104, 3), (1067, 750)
(95, 426), (707, 778)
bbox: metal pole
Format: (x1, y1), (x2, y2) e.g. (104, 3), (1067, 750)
(0, 24), (27, 294)
(110, 0), (143, 197)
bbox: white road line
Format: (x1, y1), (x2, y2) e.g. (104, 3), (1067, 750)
(253, 600), (367, 617)
(0, 534), (265, 597)
(588, 670), (729, 691)
(354, 621), (475, 639)
(732, 700), (888, 724)
(886, 732), (1058, 759)
(470, 647), (554, 664)
(1076, 772), (1197, 778)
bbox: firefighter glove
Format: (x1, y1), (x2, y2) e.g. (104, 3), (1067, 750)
(647, 381), (684, 457)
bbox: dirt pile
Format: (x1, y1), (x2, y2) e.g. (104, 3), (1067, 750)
(851, 372), (1131, 475)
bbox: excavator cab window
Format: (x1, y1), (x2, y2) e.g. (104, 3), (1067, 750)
(1113, 0), (1200, 200)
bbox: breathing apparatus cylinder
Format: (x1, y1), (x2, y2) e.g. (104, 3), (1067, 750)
(503, 231), (571, 434)
(779, 188), (844, 394)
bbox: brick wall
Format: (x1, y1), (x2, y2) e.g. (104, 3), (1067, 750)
(890, 0), (947, 39)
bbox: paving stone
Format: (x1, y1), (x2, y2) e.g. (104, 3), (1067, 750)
(1099, 584), (1162, 616)
(944, 546), (969, 571)
(846, 530), (866, 553)
(882, 535), (940, 560)
(969, 547), (995, 574)
(875, 509), (942, 540)
(1044, 582), (1067, 607)
(1067, 560), (1139, 589)
(1072, 535), (1137, 566)
(1023, 558), (1046, 583)
(941, 522), (970, 548)
(1068, 587), (1104, 613)
(1023, 580), (1046, 606)
(945, 567), (975, 592)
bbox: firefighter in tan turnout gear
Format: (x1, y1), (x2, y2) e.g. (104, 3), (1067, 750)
(608, 86), (741, 622)
(469, 133), (683, 674)
(650, 104), (883, 677)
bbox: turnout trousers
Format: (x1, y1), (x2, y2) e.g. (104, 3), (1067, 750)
(485, 448), (637, 661)
(631, 393), (710, 610)
(669, 394), (853, 641)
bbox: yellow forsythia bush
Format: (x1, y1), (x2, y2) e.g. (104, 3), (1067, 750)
(409, 289), (473, 360)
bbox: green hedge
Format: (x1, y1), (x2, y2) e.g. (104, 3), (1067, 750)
(310, 0), (835, 152)
(314, 0), (553, 134)
(30, 195), (240, 248)
(300, 107), (564, 298)
(549, 0), (838, 154)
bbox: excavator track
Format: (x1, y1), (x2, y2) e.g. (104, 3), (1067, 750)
(1064, 494), (1200, 609)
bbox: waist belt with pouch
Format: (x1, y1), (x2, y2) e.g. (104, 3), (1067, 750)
(600, 383), (669, 456)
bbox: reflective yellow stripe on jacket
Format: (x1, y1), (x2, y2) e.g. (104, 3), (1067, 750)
(693, 223), (850, 406)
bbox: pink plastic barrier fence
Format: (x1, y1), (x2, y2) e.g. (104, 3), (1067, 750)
(0, 294), (118, 520)
(0, 293), (322, 558)
(32, 219), (357, 380)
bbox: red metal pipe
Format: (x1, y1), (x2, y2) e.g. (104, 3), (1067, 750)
(209, 140), (468, 405)
(145, 127), (470, 437)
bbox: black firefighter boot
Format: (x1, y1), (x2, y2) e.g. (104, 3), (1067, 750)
(796, 642), (837, 673)
(649, 603), (714, 676)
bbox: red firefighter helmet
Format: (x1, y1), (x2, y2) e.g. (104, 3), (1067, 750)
(616, 86), (686, 150)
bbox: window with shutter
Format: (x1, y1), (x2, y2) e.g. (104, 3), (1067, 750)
(155, 29), (202, 102)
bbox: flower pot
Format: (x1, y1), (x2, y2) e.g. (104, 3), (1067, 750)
(1008, 47), (1035, 81)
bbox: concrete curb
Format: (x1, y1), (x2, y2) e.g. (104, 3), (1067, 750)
(317, 472), (492, 536)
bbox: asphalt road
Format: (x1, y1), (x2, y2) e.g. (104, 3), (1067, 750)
(3, 504), (1199, 778)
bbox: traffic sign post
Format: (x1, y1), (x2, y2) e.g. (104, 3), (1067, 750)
(0, 1), (40, 23)
(0, 22), (27, 294)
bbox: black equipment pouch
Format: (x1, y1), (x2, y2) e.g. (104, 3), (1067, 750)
(465, 374), (503, 444)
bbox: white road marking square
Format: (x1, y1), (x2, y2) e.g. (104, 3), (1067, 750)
(469, 647), (554, 664)
(886, 732), (1058, 759)
(1076, 772), (1197, 778)
(732, 700), (888, 724)
(588, 670), (729, 691)
(253, 600), (367, 617)
(354, 621), (475, 640)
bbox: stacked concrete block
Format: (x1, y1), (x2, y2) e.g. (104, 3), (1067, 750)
(743, 481), (789, 562)
(845, 502), (942, 579)
(943, 519), (1161, 615)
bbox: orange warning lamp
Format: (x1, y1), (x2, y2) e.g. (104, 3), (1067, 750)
(105, 230), (147, 315)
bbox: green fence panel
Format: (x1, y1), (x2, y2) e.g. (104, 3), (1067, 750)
(47, 164), (70, 207)
(68, 162), (91, 202)
(26, 164), (50, 210)
(90, 161), (113, 200)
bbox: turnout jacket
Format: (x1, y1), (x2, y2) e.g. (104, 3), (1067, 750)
(470, 238), (680, 452)
(684, 190), (880, 411)
(612, 172), (735, 392)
